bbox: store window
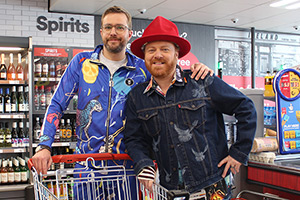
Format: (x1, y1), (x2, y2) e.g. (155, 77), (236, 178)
(215, 29), (300, 89)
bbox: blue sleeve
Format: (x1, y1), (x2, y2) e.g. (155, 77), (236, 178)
(38, 54), (82, 148)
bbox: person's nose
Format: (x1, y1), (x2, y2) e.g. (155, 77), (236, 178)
(110, 27), (117, 35)
(154, 50), (163, 59)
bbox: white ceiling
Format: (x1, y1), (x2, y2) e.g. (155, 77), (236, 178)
(49, 0), (300, 34)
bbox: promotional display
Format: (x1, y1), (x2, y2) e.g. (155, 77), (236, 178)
(273, 68), (300, 154)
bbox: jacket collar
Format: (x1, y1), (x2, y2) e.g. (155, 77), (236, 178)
(143, 65), (186, 95)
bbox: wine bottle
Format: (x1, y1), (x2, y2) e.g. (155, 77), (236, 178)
(40, 85), (46, 110)
(16, 53), (24, 81)
(7, 53), (16, 80)
(11, 122), (19, 147)
(4, 122), (11, 147)
(34, 117), (41, 143)
(5, 88), (11, 113)
(0, 54), (7, 80)
(18, 86), (25, 112)
(0, 88), (4, 113)
(0, 123), (5, 148)
(11, 86), (18, 113)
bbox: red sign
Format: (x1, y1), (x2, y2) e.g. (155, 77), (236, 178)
(34, 47), (68, 57)
(177, 52), (199, 70)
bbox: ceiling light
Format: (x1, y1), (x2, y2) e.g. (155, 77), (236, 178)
(286, 2), (300, 9)
(270, 0), (299, 7)
(0, 47), (24, 51)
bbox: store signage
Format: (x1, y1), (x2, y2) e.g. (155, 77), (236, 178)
(36, 16), (90, 35)
(34, 47), (68, 57)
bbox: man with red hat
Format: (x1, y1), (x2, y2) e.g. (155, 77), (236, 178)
(124, 16), (257, 199)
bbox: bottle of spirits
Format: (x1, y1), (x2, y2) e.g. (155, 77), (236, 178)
(11, 122), (19, 148)
(45, 86), (52, 107)
(65, 119), (72, 142)
(18, 86), (25, 112)
(4, 122), (11, 147)
(34, 85), (40, 111)
(34, 117), (41, 143)
(13, 158), (21, 183)
(0, 88), (4, 113)
(16, 53), (24, 81)
(59, 119), (66, 142)
(0, 122), (4, 147)
(1, 160), (8, 184)
(41, 58), (49, 78)
(5, 87), (11, 113)
(0, 53), (7, 80)
(11, 86), (18, 113)
(18, 122), (25, 147)
(7, 53), (16, 80)
(49, 59), (56, 78)
(34, 59), (42, 78)
(7, 160), (15, 184)
(56, 59), (62, 78)
(24, 86), (29, 112)
(40, 85), (46, 110)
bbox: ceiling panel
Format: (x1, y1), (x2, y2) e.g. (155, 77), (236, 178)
(49, 0), (300, 34)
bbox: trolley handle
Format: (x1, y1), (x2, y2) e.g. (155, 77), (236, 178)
(27, 153), (131, 170)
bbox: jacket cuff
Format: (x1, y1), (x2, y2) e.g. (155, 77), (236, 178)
(134, 158), (155, 175)
(228, 146), (249, 165)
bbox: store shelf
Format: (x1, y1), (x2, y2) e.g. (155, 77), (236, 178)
(0, 113), (28, 119)
(0, 80), (27, 85)
(32, 142), (76, 148)
(0, 147), (28, 153)
(34, 77), (59, 82)
(0, 184), (30, 192)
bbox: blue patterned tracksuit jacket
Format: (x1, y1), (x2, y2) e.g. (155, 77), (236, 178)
(38, 45), (150, 165)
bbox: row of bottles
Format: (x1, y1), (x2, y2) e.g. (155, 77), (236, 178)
(0, 156), (29, 184)
(34, 85), (57, 111)
(0, 121), (29, 148)
(34, 58), (67, 78)
(34, 117), (77, 143)
(0, 53), (27, 81)
(0, 86), (29, 113)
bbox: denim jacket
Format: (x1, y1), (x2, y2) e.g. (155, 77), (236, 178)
(124, 67), (257, 193)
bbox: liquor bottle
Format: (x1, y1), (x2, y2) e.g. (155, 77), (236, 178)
(11, 86), (18, 113)
(41, 58), (49, 78)
(11, 122), (19, 148)
(4, 122), (11, 147)
(24, 122), (29, 147)
(1, 160), (8, 184)
(4, 87), (11, 113)
(0, 88), (4, 113)
(18, 86), (25, 112)
(24, 86), (29, 112)
(7, 53), (16, 80)
(49, 59), (56, 78)
(65, 119), (72, 142)
(13, 158), (21, 183)
(33, 117), (41, 143)
(19, 158), (27, 183)
(34, 59), (42, 77)
(72, 118), (77, 142)
(59, 119), (66, 142)
(56, 60), (62, 78)
(45, 86), (52, 107)
(34, 85), (40, 111)
(0, 123), (4, 148)
(16, 53), (24, 81)
(40, 85), (46, 110)
(24, 57), (29, 81)
(0, 54), (7, 80)
(7, 160), (15, 184)
(18, 122), (25, 147)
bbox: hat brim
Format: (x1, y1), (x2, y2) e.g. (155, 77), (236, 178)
(130, 35), (191, 59)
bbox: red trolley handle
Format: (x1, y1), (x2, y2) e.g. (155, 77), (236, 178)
(27, 153), (132, 170)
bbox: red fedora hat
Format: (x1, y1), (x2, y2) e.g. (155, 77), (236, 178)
(131, 16), (191, 59)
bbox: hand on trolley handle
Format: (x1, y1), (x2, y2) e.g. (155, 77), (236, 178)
(217, 155), (241, 178)
(31, 148), (52, 177)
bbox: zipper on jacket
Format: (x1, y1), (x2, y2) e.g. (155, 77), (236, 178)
(105, 75), (113, 153)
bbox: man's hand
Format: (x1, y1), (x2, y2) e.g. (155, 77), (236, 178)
(138, 166), (156, 193)
(218, 155), (242, 178)
(32, 149), (52, 176)
(190, 62), (214, 80)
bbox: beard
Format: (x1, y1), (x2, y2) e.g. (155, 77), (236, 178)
(145, 57), (177, 79)
(103, 37), (126, 54)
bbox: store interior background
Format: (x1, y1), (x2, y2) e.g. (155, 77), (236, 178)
(1, 0), (300, 199)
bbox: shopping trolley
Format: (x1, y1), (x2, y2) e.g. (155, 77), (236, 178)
(28, 153), (193, 200)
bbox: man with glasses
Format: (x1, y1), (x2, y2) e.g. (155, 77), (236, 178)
(31, 6), (212, 199)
